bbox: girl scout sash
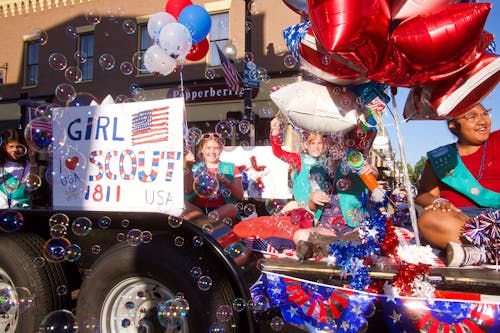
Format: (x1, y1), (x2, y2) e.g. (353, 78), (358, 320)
(427, 144), (500, 208)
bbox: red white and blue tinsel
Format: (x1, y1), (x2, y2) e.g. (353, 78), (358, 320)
(250, 273), (376, 332)
(463, 209), (499, 262)
(381, 296), (500, 333)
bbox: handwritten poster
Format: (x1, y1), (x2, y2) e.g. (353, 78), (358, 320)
(52, 98), (185, 216)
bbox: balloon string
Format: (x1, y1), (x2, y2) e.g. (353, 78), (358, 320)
(179, 63), (190, 153)
(389, 89), (421, 246)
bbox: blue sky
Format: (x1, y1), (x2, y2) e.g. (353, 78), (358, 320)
(384, 2), (500, 166)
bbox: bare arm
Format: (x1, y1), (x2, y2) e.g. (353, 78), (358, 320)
(184, 151), (196, 195)
(416, 161), (460, 212)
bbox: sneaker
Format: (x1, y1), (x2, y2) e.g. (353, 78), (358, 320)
(446, 242), (489, 267)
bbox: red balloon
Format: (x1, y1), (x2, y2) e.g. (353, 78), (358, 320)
(186, 38), (209, 61)
(369, 29), (494, 87)
(165, 0), (192, 19)
(391, 2), (491, 68)
(404, 53), (500, 120)
(390, 0), (460, 20)
(299, 29), (368, 85)
(307, 0), (390, 73)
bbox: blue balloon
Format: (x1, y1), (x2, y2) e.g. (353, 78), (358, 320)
(178, 5), (212, 44)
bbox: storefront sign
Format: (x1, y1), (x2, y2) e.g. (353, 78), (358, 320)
(167, 84), (258, 103)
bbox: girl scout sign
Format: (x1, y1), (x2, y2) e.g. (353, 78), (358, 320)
(52, 98), (185, 216)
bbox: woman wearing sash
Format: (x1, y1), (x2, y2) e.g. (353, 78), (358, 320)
(184, 133), (244, 222)
(416, 104), (500, 266)
(0, 129), (38, 208)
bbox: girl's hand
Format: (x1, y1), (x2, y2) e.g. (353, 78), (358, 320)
(425, 198), (461, 212)
(185, 151), (196, 166)
(310, 190), (330, 206)
(270, 117), (281, 135)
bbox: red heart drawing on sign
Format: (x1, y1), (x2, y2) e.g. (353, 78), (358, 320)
(65, 156), (79, 170)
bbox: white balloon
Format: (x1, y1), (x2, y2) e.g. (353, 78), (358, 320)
(270, 81), (362, 133)
(144, 45), (176, 76)
(147, 12), (176, 41)
(157, 23), (192, 61)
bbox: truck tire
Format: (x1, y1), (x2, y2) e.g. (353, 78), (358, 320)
(76, 238), (251, 333)
(0, 233), (72, 332)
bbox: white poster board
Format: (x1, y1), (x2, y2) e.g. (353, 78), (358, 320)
(221, 146), (292, 199)
(52, 98), (185, 216)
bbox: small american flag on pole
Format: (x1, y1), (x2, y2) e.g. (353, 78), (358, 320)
(131, 107), (169, 145)
(216, 43), (242, 93)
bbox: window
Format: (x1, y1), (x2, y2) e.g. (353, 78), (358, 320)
(209, 12), (230, 67)
(138, 23), (154, 73)
(79, 33), (94, 81)
(24, 41), (39, 86)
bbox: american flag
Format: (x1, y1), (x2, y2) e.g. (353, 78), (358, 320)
(367, 97), (387, 113)
(216, 44), (241, 93)
(131, 107), (169, 145)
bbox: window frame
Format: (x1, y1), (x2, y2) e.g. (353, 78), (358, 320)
(23, 39), (40, 88)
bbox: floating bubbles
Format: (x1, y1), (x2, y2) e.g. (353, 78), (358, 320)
(222, 217), (233, 227)
(244, 52), (254, 63)
(49, 213), (70, 228)
(216, 304), (233, 322)
(74, 51), (87, 64)
(202, 223), (214, 234)
(192, 236), (203, 247)
(43, 237), (71, 263)
(157, 298), (189, 328)
(0, 287), (16, 314)
(98, 53), (115, 70)
(32, 256), (46, 268)
(336, 177), (353, 191)
(64, 66), (82, 83)
(64, 244), (82, 262)
(232, 298), (246, 312)
(80, 316), (99, 333)
(248, 0), (265, 15)
(50, 223), (67, 238)
(38, 309), (78, 333)
(48, 53), (68, 71)
(264, 199), (286, 215)
(174, 236), (185, 247)
(65, 25), (78, 39)
(193, 173), (219, 198)
(121, 19), (137, 34)
(91, 244), (101, 255)
(114, 95), (128, 103)
(98, 216), (111, 228)
(15, 287), (33, 314)
(34, 103), (60, 119)
(209, 322), (225, 333)
(238, 120), (251, 134)
(252, 295), (270, 313)
(131, 51), (146, 71)
(197, 275), (213, 291)
(120, 61), (134, 75)
(270, 316), (285, 331)
(27, 27), (49, 45)
(56, 284), (68, 296)
(85, 8), (102, 25)
(71, 216), (93, 236)
(24, 116), (53, 153)
(55, 83), (76, 103)
(116, 232), (125, 242)
(190, 266), (202, 278)
(141, 231), (152, 243)
(24, 173), (42, 192)
(204, 67), (216, 79)
(131, 87), (146, 101)
(167, 216), (183, 228)
(283, 54), (297, 68)
(121, 219), (130, 228)
(126, 229), (142, 246)
(208, 210), (220, 223)
(243, 204), (256, 216)
(214, 121), (232, 138)
(0, 210), (24, 233)
(225, 242), (246, 258)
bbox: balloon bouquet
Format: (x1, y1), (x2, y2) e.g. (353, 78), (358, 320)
(144, 0), (212, 76)
(279, 0), (499, 123)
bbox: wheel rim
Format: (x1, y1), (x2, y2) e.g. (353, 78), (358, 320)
(100, 277), (188, 333)
(0, 268), (19, 333)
